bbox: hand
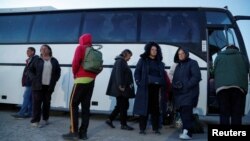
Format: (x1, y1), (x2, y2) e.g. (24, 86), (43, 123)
(135, 80), (140, 86)
(173, 81), (183, 89)
(119, 85), (125, 91)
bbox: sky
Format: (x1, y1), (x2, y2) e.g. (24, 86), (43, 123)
(0, 0), (250, 57)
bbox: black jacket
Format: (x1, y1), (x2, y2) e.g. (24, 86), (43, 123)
(106, 56), (135, 98)
(28, 57), (61, 92)
(22, 55), (39, 86)
(172, 48), (201, 108)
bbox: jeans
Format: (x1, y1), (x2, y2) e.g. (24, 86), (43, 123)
(18, 86), (32, 117)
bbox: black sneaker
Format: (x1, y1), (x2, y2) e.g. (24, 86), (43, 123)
(106, 119), (115, 128)
(79, 132), (88, 140)
(139, 130), (146, 135)
(154, 130), (161, 135)
(12, 114), (25, 119)
(62, 132), (78, 140)
(121, 125), (134, 130)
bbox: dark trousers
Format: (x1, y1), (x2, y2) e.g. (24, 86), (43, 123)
(69, 81), (94, 134)
(218, 88), (246, 125)
(160, 90), (167, 123)
(31, 85), (52, 123)
(139, 84), (160, 131)
(179, 105), (193, 133)
(109, 96), (129, 126)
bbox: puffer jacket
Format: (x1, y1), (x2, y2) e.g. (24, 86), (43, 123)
(172, 47), (201, 108)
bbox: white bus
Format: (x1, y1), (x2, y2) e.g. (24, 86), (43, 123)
(0, 7), (249, 115)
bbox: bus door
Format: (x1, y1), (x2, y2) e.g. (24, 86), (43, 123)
(206, 27), (240, 114)
(234, 16), (250, 114)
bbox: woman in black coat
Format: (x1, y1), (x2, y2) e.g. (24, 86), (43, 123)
(172, 47), (201, 139)
(133, 42), (166, 134)
(106, 49), (135, 130)
(28, 44), (61, 127)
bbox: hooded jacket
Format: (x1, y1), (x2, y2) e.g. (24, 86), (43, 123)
(133, 42), (167, 116)
(106, 55), (135, 98)
(172, 47), (201, 108)
(72, 34), (98, 79)
(214, 47), (249, 94)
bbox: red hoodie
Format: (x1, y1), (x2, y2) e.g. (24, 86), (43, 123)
(72, 34), (98, 79)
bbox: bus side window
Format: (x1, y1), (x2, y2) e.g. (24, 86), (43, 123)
(30, 13), (81, 43)
(82, 13), (106, 42)
(109, 13), (137, 42)
(0, 15), (32, 43)
(140, 12), (170, 42)
(169, 14), (191, 42)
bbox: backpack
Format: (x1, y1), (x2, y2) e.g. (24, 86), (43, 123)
(82, 45), (103, 74)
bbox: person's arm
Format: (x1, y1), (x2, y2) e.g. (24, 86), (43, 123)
(115, 59), (125, 91)
(187, 60), (201, 89)
(72, 46), (83, 78)
(169, 63), (177, 82)
(54, 58), (61, 82)
(134, 58), (143, 85)
(27, 57), (38, 81)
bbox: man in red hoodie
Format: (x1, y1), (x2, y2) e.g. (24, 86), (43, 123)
(63, 33), (100, 140)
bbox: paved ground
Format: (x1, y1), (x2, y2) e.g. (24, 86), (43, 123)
(0, 104), (249, 141)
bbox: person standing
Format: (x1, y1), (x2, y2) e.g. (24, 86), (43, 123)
(29, 44), (61, 127)
(62, 33), (101, 140)
(12, 47), (38, 119)
(214, 45), (249, 125)
(105, 49), (135, 130)
(172, 47), (201, 140)
(133, 42), (166, 135)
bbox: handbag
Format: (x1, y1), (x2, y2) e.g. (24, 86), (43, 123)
(148, 75), (163, 85)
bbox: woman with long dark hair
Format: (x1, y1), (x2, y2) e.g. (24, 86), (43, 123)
(133, 42), (166, 135)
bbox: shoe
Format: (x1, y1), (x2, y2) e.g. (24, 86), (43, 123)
(24, 115), (31, 118)
(154, 130), (161, 135)
(12, 114), (25, 119)
(31, 122), (42, 128)
(179, 129), (192, 140)
(62, 132), (78, 140)
(41, 120), (49, 126)
(121, 125), (134, 130)
(79, 132), (88, 140)
(139, 130), (146, 135)
(106, 119), (115, 128)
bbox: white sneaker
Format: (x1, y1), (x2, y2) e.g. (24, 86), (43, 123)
(179, 129), (192, 140)
(31, 122), (42, 128)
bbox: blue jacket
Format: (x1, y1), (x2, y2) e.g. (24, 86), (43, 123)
(172, 48), (201, 108)
(133, 58), (166, 116)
